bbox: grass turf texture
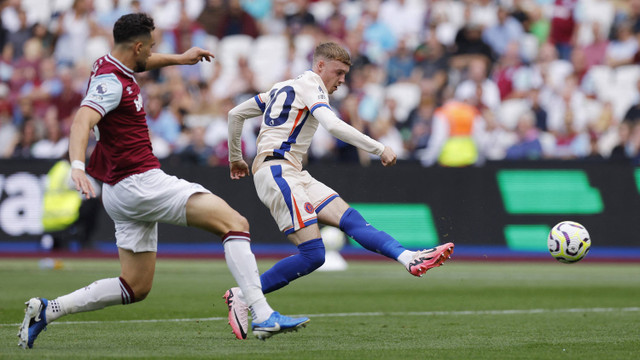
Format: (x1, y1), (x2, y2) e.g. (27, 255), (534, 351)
(0, 258), (638, 359)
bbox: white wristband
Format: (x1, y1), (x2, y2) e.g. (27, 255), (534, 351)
(71, 160), (85, 172)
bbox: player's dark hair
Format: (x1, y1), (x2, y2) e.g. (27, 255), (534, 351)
(113, 13), (155, 44)
(313, 42), (352, 67)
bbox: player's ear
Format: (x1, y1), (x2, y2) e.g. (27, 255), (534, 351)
(133, 41), (143, 55)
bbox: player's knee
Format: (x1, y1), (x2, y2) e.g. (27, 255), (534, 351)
(228, 212), (250, 233)
(299, 238), (325, 272)
(133, 284), (152, 302)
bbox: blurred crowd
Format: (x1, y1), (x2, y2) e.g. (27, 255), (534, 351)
(2, 0), (640, 167)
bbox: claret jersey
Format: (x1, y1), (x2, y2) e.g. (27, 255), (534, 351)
(81, 54), (160, 185)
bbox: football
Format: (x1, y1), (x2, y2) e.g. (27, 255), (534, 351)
(547, 221), (591, 263)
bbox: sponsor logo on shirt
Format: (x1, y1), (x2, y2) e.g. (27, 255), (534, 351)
(134, 93), (143, 112)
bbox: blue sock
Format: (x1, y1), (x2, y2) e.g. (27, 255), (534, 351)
(260, 238), (325, 294)
(339, 207), (406, 260)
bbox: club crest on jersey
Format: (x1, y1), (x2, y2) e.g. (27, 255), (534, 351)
(304, 202), (314, 214)
(134, 93), (143, 112)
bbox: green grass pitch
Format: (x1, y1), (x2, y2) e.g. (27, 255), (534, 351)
(0, 258), (639, 359)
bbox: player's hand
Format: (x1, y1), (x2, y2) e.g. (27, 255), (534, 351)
(230, 160), (250, 179)
(380, 146), (397, 167)
(181, 47), (214, 65)
(71, 168), (96, 199)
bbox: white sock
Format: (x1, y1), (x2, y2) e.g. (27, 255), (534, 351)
(222, 232), (274, 322)
(397, 250), (415, 267)
(46, 277), (134, 323)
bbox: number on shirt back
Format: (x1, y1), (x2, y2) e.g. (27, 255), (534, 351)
(264, 86), (295, 127)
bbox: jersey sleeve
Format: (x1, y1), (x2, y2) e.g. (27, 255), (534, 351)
(228, 96), (265, 162)
(80, 74), (123, 117)
(298, 74), (331, 114)
(313, 106), (385, 156)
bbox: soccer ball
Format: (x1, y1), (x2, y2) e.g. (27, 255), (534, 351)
(547, 221), (591, 263)
(320, 226), (346, 252)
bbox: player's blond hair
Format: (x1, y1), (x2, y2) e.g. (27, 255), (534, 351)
(312, 42), (352, 67)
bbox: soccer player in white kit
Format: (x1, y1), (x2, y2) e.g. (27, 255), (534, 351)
(224, 42), (454, 336)
(17, 13), (307, 348)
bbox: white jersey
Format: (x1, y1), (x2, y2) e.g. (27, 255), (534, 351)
(253, 70), (332, 169)
(228, 70), (385, 173)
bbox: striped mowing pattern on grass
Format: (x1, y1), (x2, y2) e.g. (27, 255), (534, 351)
(2, 307), (638, 327)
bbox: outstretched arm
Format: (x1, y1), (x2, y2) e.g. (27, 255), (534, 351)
(313, 106), (397, 166)
(228, 96), (264, 178)
(69, 107), (102, 199)
(145, 47), (214, 71)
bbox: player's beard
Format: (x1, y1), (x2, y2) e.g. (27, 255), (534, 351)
(134, 59), (147, 72)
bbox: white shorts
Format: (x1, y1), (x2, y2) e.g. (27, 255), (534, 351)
(253, 161), (339, 235)
(102, 169), (211, 252)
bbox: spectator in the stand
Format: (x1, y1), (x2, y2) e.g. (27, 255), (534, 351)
(528, 87), (548, 132)
(177, 126), (215, 166)
(32, 106), (68, 159)
(531, 42), (573, 94)
(385, 38), (415, 85)
(469, 0), (498, 29)
(609, 120), (633, 161)
(505, 111), (543, 160)
(285, 0), (317, 36)
(10, 117), (38, 159)
(240, 0), (272, 21)
(406, 79), (438, 158)
(146, 94), (181, 147)
(371, 98), (408, 159)
(420, 99), (485, 167)
(52, 0), (96, 66)
(629, 0), (640, 34)
(217, 0), (260, 38)
(570, 47), (590, 86)
(528, 4), (550, 46)
(258, 0), (287, 35)
(581, 22), (608, 68)
(0, 94), (16, 158)
(196, 0), (226, 36)
(51, 66), (83, 129)
(97, 0), (138, 30)
(450, 20), (495, 71)
(377, 0), (426, 45)
(323, 10), (347, 42)
(0, 0), (9, 52)
(492, 41), (533, 100)
(360, 1), (397, 63)
(627, 121), (640, 165)
(455, 57), (501, 113)
(344, 29), (372, 88)
(605, 21), (638, 68)
(549, 0), (579, 61)
(623, 79), (640, 123)
(5, 7), (30, 60)
(334, 93), (371, 165)
(413, 31), (449, 91)
(482, 6), (524, 58)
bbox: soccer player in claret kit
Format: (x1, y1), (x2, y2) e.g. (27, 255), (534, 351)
(17, 13), (308, 348)
(224, 42), (455, 338)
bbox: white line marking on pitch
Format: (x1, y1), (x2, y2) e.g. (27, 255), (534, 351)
(1, 307), (638, 327)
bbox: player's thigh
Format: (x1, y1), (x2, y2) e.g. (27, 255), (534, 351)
(185, 192), (248, 236)
(316, 196), (350, 227)
(118, 247), (156, 298)
(287, 223), (322, 246)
